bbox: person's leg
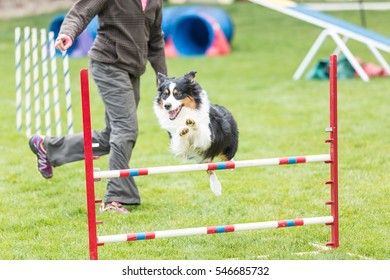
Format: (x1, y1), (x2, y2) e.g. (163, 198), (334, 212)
(29, 111), (111, 177)
(44, 129), (110, 167)
(90, 60), (141, 206)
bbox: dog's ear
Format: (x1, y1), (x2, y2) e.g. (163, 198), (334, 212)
(157, 72), (167, 86)
(184, 71), (197, 84)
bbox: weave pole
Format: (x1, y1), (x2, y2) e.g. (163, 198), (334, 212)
(24, 27), (32, 137)
(80, 55), (339, 259)
(40, 29), (51, 135)
(62, 51), (74, 135)
(32, 28), (41, 136)
(48, 31), (62, 137)
(15, 27), (22, 132)
(15, 27), (74, 137)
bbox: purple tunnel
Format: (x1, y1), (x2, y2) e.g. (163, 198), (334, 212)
(49, 15), (98, 57)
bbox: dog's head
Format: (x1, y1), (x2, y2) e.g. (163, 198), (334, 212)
(155, 71), (203, 120)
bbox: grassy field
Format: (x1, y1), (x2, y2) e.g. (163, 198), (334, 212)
(0, 2), (389, 260)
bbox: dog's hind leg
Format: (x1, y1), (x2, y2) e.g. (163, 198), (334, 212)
(207, 170), (222, 196)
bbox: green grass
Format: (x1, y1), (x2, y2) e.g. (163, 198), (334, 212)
(0, 2), (389, 260)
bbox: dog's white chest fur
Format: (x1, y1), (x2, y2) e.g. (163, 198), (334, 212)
(154, 89), (212, 162)
(153, 71), (239, 197)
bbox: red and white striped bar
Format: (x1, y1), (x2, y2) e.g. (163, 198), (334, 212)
(94, 154), (330, 179)
(97, 216), (334, 244)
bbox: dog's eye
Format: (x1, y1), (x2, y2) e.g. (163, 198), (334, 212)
(164, 89), (170, 95)
(173, 89), (181, 97)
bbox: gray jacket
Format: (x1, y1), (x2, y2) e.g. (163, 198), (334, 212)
(60, 0), (167, 77)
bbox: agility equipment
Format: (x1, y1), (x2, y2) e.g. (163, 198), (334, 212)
(94, 155), (330, 179)
(163, 6), (234, 57)
(249, 0), (390, 81)
(80, 55), (339, 259)
(47, 7), (233, 57)
(15, 27), (73, 137)
(98, 217), (334, 244)
(48, 15), (98, 57)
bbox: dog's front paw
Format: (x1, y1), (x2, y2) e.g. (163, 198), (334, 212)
(185, 118), (196, 127)
(179, 127), (189, 137)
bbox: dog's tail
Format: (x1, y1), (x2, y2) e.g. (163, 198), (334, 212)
(207, 170), (222, 196)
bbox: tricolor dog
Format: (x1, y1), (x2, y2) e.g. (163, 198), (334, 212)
(153, 71), (238, 196)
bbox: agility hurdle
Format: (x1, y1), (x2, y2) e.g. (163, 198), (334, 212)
(15, 27), (73, 137)
(81, 55), (339, 260)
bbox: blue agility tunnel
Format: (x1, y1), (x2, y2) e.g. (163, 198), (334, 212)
(49, 15), (98, 57)
(49, 5), (233, 57)
(163, 6), (234, 56)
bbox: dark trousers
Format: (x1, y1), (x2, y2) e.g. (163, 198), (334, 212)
(44, 60), (141, 205)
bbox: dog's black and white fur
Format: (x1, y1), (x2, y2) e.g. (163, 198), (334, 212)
(153, 71), (238, 196)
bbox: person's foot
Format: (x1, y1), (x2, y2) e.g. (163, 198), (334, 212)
(29, 135), (53, 179)
(99, 202), (130, 214)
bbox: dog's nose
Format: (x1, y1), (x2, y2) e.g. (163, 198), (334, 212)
(164, 103), (172, 110)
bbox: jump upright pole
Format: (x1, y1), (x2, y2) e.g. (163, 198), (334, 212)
(80, 55), (339, 259)
(80, 69), (98, 260)
(326, 54), (339, 248)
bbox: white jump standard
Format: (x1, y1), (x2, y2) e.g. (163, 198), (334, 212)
(81, 54), (339, 260)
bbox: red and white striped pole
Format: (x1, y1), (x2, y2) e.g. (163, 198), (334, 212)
(98, 216), (334, 244)
(94, 154), (331, 179)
